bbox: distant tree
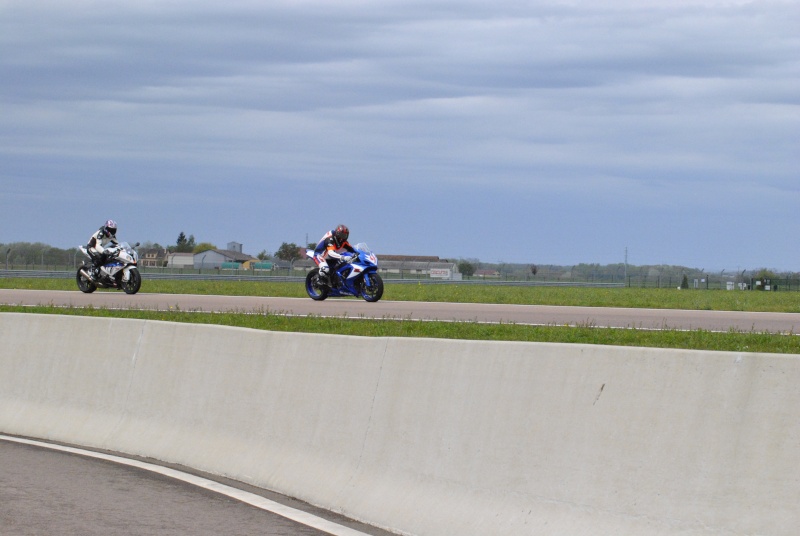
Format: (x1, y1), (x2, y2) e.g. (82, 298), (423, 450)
(275, 242), (302, 262)
(175, 232), (196, 253)
(257, 249), (271, 261)
(1, 241), (76, 268)
(192, 242), (217, 254)
(754, 268), (777, 290)
(680, 274), (689, 289)
(458, 260), (476, 277)
(530, 265), (538, 276)
(755, 268), (777, 280)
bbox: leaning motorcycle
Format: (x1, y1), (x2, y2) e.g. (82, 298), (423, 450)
(305, 243), (384, 302)
(76, 242), (142, 295)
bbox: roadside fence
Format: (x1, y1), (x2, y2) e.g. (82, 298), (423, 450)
(2, 267), (799, 291)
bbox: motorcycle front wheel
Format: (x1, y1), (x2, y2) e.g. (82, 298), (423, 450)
(360, 272), (384, 302)
(76, 267), (97, 293)
(120, 267), (142, 295)
(305, 269), (330, 301)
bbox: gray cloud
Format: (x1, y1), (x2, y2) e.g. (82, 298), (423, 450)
(1, 0), (798, 268)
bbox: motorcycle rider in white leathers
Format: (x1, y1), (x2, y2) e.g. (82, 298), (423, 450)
(86, 219), (119, 279)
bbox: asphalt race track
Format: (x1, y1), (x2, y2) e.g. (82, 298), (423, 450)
(0, 437), (393, 536)
(1, 288), (798, 333)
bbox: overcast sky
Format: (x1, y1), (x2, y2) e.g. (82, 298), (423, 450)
(2, 0), (798, 270)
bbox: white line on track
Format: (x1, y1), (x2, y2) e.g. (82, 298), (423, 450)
(0, 434), (371, 536)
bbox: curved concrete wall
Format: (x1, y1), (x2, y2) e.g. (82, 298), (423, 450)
(1, 313), (798, 535)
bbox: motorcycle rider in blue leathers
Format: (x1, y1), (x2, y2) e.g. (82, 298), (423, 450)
(313, 224), (356, 287)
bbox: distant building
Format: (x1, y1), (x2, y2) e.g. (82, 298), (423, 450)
(379, 254), (443, 263)
(293, 251), (461, 279)
(381, 257), (460, 279)
(311, 252), (461, 279)
(194, 242), (258, 269)
(166, 252), (194, 269)
(139, 247), (168, 268)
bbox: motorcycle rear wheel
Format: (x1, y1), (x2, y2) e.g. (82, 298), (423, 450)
(360, 272), (384, 302)
(120, 268), (142, 295)
(76, 267), (97, 293)
(305, 269), (330, 301)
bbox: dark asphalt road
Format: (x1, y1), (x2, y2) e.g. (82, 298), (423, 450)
(0, 437), (394, 536)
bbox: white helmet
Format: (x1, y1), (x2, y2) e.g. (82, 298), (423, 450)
(103, 219), (117, 237)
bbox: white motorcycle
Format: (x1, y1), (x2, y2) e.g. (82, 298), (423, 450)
(76, 242), (142, 295)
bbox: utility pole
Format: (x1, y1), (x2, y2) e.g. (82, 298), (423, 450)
(624, 247), (628, 284)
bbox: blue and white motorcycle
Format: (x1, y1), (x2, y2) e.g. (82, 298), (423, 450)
(305, 243), (384, 302)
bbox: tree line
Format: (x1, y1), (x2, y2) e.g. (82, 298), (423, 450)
(1, 236), (791, 283)
(168, 232), (312, 262)
(0, 231), (312, 268)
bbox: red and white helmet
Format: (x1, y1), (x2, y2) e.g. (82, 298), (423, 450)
(333, 224), (349, 246)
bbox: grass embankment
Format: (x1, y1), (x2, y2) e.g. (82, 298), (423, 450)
(1, 278), (798, 354)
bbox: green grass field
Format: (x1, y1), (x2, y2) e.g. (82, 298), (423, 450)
(1, 278), (798, 354)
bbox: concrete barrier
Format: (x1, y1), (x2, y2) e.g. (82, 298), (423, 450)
(1, 312), (798, 535)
